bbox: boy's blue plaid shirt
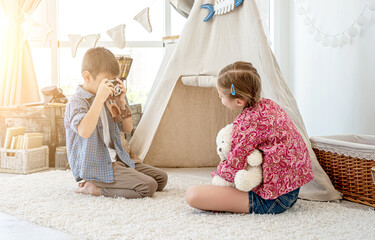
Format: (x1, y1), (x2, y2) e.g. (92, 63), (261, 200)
(64, 85), (135, 183)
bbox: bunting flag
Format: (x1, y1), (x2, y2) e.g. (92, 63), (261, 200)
(134, 8), (152, 33)
(68, 34), (84, 57)
(68, 34), (102, 57)
(106, 24), (126, 49)
(84, 34), (101, 48)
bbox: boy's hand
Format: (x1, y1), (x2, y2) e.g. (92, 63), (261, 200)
(96, 79), (115, 103)
(116, 79), (127, 106)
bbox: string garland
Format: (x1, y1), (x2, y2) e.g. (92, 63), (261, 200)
(295, 0), (375, 48)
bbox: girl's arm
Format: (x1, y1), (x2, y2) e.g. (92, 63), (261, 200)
(214, 113), (265, 182)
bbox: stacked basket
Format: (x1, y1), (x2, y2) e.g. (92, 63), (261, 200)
(311, 135), (375, 207)
(0, 146), (49, 174)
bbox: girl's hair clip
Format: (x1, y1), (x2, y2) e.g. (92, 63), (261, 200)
(231, 84), (235, 95)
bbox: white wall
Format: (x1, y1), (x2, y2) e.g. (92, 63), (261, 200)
(288, 0), (375, 137)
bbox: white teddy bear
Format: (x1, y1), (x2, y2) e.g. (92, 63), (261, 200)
(212, 124), (263, 192)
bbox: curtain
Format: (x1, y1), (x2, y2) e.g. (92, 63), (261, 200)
(0, 0), (42, 106)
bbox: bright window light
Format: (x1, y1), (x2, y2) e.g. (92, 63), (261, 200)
(55, 0), (165, 106)
(0, 8), (9, 59)
(58, 47), (163, 105)
(25, 0), (271, 107)
(57, 0), (164, 41)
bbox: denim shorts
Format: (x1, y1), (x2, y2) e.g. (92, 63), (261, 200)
(248, 188), (300, 214)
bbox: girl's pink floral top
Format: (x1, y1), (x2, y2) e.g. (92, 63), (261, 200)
(212, 98), (314, 199)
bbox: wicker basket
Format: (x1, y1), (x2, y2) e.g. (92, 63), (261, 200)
(311, 135), (375, 207)
(0, 146), (49, 174)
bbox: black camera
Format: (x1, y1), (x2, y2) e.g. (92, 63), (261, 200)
(107, 79), (122, 97)
(41, 86), (68, 104)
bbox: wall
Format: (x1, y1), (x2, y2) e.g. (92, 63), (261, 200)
(288, 0), (375, 137)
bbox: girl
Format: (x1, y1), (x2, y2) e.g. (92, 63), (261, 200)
(185, 61), (314, 214)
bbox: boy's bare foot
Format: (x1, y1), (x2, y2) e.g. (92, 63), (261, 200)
(75, 181), (100, 196)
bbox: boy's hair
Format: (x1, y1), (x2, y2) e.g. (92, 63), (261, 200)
(81, 47), (120, 79)
(217, 61), (261, 108)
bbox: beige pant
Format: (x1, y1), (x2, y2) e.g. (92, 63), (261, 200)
(89, 161), (168, 199)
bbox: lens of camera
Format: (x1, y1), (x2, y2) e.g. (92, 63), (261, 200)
(114, 86), (122, 96)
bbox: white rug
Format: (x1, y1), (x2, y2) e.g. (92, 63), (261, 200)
(0, 170), (374, 240)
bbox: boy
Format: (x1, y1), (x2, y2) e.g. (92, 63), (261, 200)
(64, 47), (168, 198)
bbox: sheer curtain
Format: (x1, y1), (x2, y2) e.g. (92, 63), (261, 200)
(0, 0), (42, 106)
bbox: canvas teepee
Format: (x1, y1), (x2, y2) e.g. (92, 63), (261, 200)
(130, 0), (342, 201)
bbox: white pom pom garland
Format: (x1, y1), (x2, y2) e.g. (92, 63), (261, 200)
(322, 37), (330, 47)
(348, 26), (359, 37)
(356, 15), (368, 26)
(295, 0), (374, 48)
(331, 37), (340, 48)
(314, 32), (322, 42)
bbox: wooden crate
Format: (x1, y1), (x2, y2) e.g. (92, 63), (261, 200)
(0, 105), (65, 167)
(0, 104), (142, 166)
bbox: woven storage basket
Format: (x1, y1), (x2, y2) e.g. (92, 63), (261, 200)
(311, 135), (375, 207)
(0, 146), (49, 174)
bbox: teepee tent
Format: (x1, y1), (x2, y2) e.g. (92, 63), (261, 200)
(130, 0), (342, 201)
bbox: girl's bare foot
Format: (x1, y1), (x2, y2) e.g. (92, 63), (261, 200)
(75, 181), (100, 196)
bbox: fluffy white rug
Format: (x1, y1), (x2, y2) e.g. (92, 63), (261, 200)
(0, 170), (374, 240)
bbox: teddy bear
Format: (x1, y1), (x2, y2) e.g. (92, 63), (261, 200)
(212, 123), (263, 192)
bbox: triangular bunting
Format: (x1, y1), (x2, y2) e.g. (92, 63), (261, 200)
(107, 24), (126, 49)
(42, 29), (53, 47)
(134, 8), (152, 33)
(85, 34), (101, 48)
(68, 34), (84, 58)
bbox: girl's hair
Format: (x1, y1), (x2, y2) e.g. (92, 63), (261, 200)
(81, 47), (120, 79)
(217, 61), (261, 108)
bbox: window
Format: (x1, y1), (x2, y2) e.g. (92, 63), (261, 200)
(58, 47), (163, 105)
(27, 0), (271, 106)
(57, 0), (164, 42)
(56, 0), (169, 105)
(27, 0), (182, 106)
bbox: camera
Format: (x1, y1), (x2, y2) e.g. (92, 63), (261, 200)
(106, 79), (122, 97)
(41, 86), (68, 104)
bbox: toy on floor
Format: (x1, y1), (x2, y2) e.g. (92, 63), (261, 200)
(212, 123), (263, 192)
